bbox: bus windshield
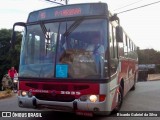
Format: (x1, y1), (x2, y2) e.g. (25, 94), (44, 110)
(19, 18), (108, 79)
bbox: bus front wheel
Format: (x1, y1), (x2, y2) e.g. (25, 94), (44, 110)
(112, 86), (123, 113)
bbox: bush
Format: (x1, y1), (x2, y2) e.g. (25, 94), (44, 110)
(5, 89), (12, 94)
(155, 64), (160, 73)
(148, 68), (156, 74)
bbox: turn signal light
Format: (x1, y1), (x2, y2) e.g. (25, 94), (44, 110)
(99, 95), (106, 102)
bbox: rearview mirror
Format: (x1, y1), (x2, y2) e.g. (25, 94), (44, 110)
(116, 26), (123, 42)
(11, 22), (26, 49)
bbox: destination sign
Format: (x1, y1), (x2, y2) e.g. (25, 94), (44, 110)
(27, 3), (108, 22)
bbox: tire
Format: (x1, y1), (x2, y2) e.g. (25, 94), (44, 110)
(130, 74), (136, 91)
(112, 86), (123, 114)
(130, 81), (136, 91)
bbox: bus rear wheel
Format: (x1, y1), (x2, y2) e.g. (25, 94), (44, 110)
(131, 74), (137, 91)
(130, 81), (136, 91)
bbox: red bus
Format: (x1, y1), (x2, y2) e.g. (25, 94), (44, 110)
(11, 3), (138, 116)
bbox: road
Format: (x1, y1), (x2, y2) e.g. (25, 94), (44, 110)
(0, 81), (160, 120)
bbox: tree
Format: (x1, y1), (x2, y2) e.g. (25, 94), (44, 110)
(0, 29), (22, 81)
(138, 48), (160, 64)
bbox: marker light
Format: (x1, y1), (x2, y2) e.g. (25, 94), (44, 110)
(89, 95), (98, 102)
(21, 91), (27, 96)
(99, 95), (106, 102)
(79, 95), (88, 101)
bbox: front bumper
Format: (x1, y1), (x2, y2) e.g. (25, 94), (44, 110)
(18, 95), (110, 115)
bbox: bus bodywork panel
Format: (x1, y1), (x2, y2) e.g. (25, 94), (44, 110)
(18, 81), (112, 114)
(109, 58), (138, 110)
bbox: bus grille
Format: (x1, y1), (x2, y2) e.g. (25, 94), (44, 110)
(35, 93), (75, 102)
(43, 84), (89, 91)
(26, 83), (38, 89)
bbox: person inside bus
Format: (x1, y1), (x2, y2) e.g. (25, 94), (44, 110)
(86, 35), (104, 54)
(74, 39), (79, 49)
(86, 34), (105, 73)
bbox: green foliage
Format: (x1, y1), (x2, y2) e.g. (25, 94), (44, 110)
(137, 48), (160, 64)
(0, 29), (22, 81)
(155, 64), (160, 73)
(5, 89), (12, 94)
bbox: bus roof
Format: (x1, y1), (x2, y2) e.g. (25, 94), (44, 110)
(27, 3), (108, 23)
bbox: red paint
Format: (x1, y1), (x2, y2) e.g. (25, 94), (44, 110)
(19, 81), (99, 99)
(111, 58), (138, 110)
(119, 59), (137, 96)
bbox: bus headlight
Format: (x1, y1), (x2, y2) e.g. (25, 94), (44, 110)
(79, 95), (105, 102)
(89, 95), (98, 102)
(21, 91), (27, 96)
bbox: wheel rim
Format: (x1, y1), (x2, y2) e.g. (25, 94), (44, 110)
(118, 91), (122, 108)
(115, 88), (122, 110)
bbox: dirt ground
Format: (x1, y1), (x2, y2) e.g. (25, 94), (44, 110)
(147, 74), (160, 81)
(0, 90), (13, 99)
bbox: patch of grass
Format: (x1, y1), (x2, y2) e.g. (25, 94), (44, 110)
(0, 92), (5, 97)
(0, 89), (12, 99)
(5, 89), (12, 94)
(0, 91), (8, 98)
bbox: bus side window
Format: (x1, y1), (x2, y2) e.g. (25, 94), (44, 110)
(109, 24), (114, 58)
(130, 40), (133, 58)
(109, 24), (118, 75)
(118, 40), (124, 57)
(124, 34), (128, 57)
(130, 41), (135, 59)
(113, 27), (118, 59)
(127, 38), (131, 55)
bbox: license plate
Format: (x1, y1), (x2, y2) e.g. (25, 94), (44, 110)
(76, 111), (93, 117)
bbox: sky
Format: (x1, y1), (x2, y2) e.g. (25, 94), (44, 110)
(0, 0), (160, 51)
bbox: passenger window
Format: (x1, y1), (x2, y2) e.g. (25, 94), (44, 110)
(109, 23), (118, 75)
(124, 34), (128, 57)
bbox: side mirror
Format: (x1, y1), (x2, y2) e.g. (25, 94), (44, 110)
(11, 22), (26, 49)
(116, 26), (123, 42)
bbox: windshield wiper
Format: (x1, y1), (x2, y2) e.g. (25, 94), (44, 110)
(40, 22), (50, 55)
(40, 22), (49, 40)
(63, 17), (84, 37)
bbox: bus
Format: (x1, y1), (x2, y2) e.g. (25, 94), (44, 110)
(11, 3), (138, 116)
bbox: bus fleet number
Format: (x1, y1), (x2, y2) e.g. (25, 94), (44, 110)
(60, 91), (81, 95)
